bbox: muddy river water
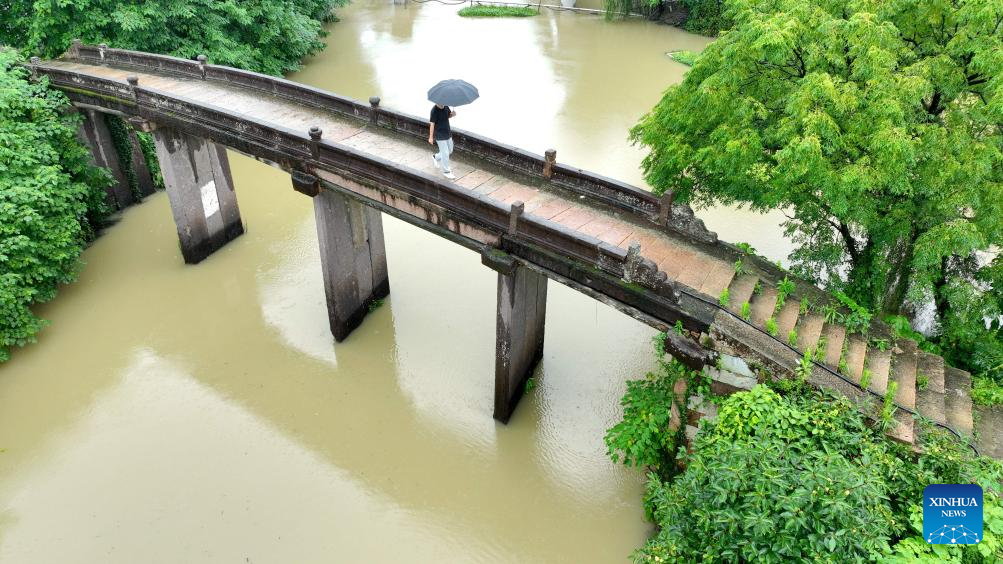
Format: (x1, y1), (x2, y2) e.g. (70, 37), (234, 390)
(0, 2), (791, 562)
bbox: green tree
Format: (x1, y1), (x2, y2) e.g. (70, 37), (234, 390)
(0, 48), (110, 361)
(1, 0), (346, 75)
(631, 0), (1003, 384)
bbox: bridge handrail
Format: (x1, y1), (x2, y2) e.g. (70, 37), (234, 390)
(35, 60), (686, 305)
(63, 42), (717, 246)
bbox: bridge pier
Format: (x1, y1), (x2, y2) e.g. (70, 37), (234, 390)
(313, 189), (389, 342)
(483, 251), (548, 423)
(151, 128), (244, 264)
(77, 109), (133, 209)
(126, 126), (157, 197)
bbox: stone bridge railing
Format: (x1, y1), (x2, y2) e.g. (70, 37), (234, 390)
(62, 41), (717, 245)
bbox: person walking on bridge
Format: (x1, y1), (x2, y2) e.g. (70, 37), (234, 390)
(426, 78), (479, 182)
(429, 103), (456, 180)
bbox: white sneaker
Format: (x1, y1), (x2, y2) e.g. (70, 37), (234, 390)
(443, 171), (456, 180)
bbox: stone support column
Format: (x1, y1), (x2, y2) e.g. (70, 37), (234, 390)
(127, 127), (157, 197)
(78, 109), (133, 209)
(482, 251), (548, 423)
(313, 189), (390, 342)
(151, 127), (243, 264)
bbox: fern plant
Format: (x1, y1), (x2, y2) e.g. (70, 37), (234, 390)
(788, 329), (798, 347)
(765, 317), (778, 337)
(740, 301), (751, 321)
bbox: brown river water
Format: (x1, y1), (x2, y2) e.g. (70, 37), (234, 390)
(0, 2), (790, 562)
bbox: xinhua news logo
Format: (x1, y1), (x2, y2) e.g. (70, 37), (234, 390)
(923, 484), (983, 545)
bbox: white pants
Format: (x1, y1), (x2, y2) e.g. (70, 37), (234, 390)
(434, 138), (454, 173)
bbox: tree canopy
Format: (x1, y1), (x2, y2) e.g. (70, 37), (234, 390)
(0, 0), (346, 75)
(632, 0), (1003, 382)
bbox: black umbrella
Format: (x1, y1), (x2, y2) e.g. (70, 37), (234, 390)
(427, 79), (480, 106)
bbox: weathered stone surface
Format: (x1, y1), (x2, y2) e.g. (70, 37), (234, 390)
(152, 127), (243, 264)
(492, 263), (547, 423)
(78, 108), (133, 209)
(313, 188), (389, 342)
(126, 126), (156, 197)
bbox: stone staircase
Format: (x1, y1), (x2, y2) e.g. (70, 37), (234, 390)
(700, 266), (975, 445)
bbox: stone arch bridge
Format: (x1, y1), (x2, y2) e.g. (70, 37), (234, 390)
(29, 42), (976, 449)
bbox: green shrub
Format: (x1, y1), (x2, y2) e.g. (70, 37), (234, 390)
(740, 301), (751, 320)
(765, 317), (778, 336)
(0, 49), (110, 361)
(718, 287), (729, 307)
(613, 381), (1003, 562)
(458, 5), (537, 17)
(667, 50), (698, 66)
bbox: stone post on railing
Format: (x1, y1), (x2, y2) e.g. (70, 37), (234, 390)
(126, 75), (139, 99)
(196, 55), (207, 79)
(508, 201), (524, 236)
(98, 43), (107, 60)
(309, 126), (322, 159)
(657, 190), (676, 225)
(543, 149), (556, 179)
(29, 57), (39, 80)
(369, 96), (381, 126)
(70, 39), (82, 58)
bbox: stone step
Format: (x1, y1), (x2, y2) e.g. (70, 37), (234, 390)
(821, 323), (847, 368)
(699, 260), (738, 301)
(944, 366), (974, 437)
(775, 300), (801, 341)
(891, 340), (917, 411)
(843, 334), (867, 383)
(866, 347), (891, 395)
(917, 351), (946, 394)
(726, 274), (759, 317)
(749, 285), (778, 328)
(795, 313), (826, 356)
(915, 352), (947, 428)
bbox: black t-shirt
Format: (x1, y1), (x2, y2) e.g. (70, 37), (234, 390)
(430, 105), (451, 141)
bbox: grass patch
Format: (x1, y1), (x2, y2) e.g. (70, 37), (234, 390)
(667, 50), (698, 66)
(458, 5), (538, 17)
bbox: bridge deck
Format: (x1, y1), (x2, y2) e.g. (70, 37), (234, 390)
(46, 60), (737, 302)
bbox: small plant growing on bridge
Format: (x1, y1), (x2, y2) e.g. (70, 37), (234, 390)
(836, 292), (872, 336)
(820, 303), (843, 324)
(674, 320), (684, 335)
(733, 258), (745, 275)
(870, 337), (890, 352)
(917, 373), (929, 391)
(775, 276), (796, 311)
(765, 317), (778, 337)
(814, 337), (827, 362)
(794, 350), (813, 385)
(718, 287), (730, 308)
(367, 298), (385, 313)
(859, 369), (872, 391)
(787, 329), (798, 347)
(740, 301), (751, 321)
(735, 242), (756, 255)
(753, 280), (763, 296)
(799, 297), (813, 316)
(525, 377), (536, 393)
(880, 381), (899, 430)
